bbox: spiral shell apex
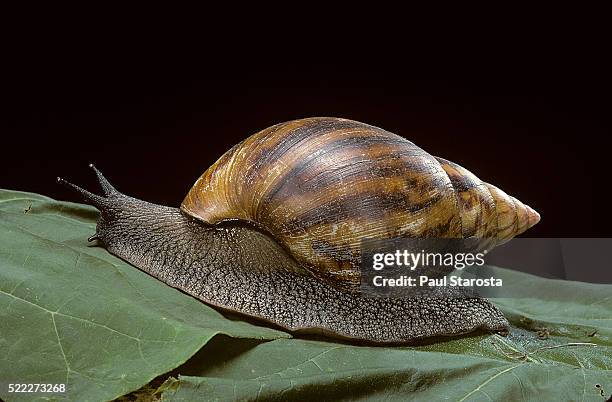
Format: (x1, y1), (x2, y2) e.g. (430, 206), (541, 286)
(181, 117), (540, 289)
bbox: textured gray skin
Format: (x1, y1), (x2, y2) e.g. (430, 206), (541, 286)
(58, 167), (509, 343)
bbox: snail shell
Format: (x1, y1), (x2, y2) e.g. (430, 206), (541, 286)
(181, 117), (540, 290)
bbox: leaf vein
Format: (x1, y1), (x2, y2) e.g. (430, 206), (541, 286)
(458, 364), (522, 402)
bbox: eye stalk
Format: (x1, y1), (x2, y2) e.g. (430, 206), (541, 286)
(56, 163), (121, 205)
(57, 164), (126, 242)
(56, 176), (107, 209)
(88, 163), (118, 196)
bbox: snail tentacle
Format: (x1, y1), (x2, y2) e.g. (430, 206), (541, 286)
(58, 165), (125, 207)
(58, 165), (137, 243)
(57, 176), (109, 209)
(88, 163), (119, 196)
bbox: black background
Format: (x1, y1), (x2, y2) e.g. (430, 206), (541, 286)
(1, 26), (610, 238)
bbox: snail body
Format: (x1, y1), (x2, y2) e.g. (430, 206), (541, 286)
(59, 117), (539, 343)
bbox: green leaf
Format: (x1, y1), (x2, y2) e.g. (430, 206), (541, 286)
(162, 336), (611, 402)
(0, 190), (289, 402)
(158, 252), (612, 399)
(161, 328), (611, 401)
(1, 190), (611, 402)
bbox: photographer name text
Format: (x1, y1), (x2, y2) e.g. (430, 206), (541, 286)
(372, 275), (502, 287)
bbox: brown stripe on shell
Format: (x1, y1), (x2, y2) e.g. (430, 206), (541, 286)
(260, 135), (417, 212)
(525, 204), (541, 228)
(182, 119), (320, 223)
(242, 119), (370, 206)
(434, 157), (498, 249)
(485, 183), (519, 245)
(263, 143), (448, 225)
(512, 196), (530, 235)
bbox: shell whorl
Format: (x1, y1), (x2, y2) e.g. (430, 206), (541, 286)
(181, 117), (540, 289)
(434, 157), (540, 247)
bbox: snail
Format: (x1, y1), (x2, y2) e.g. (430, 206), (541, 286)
(58, 117), (540, 343)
